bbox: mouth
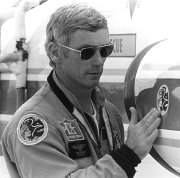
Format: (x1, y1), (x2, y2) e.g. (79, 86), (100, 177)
(88, 72), (102, 76)
(87, 71), (102, 80)
(90, 71), (101, 74)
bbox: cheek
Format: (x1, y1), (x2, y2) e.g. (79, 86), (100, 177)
(79, 62), (89, 78)
(66, 60), (82, 78)
(65, 56), (89, 79)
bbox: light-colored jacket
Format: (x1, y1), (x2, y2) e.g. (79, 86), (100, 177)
(2, 71), (127, 178)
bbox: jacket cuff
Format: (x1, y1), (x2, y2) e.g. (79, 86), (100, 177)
(110, 144), (141, 178)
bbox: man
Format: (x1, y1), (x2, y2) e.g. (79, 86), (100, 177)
(1, 4), (161, 178)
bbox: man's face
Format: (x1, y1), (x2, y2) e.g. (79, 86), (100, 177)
(57, 29), (110, 91)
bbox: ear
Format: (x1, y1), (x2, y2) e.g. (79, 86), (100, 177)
(47, 42), (61, 64)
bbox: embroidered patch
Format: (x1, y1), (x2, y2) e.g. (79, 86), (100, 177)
(17, 114), (48, 145)
(156, 85), (169, 116)
(59, 118), (84, 141)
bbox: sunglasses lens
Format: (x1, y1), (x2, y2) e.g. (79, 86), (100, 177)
(80, 44), (114, 60)
(81, 48), (96, 60)
(100, 45), (114, 57)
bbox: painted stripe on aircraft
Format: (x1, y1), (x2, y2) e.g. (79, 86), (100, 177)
(155, 130), (180, 148)
(0, 74), (125, 83)
(0, 68), (127, 82)
(27, 68), (127, 76)
(155, 137), (180, 148)
(136, 71), (180, 79)
(124, 124), (180, 148)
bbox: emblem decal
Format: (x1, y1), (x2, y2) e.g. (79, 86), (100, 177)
(157, 85), (169, 116)
(59, 118), (84, 141)
(17, 114), (48, 145)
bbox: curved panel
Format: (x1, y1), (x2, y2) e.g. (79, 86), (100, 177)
(124, 39), (180, 176)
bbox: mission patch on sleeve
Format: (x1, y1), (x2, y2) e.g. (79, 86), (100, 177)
(17, 113), (48, 145)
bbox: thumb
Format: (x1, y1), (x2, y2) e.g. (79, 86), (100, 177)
(129, 107), (138, 124)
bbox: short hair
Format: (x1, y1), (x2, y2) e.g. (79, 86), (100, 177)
(45, 4), (108, 67)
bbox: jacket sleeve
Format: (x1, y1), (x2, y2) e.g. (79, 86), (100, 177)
(2, 116), (129, 178)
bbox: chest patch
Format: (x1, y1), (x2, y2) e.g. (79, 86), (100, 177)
(17, 114), (48, 145)
(59, 118), (84, 141)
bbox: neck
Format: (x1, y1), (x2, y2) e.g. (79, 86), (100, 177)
(55, 70), (94, 114)
(72, 87), (94, 114)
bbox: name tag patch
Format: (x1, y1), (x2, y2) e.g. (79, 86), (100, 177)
(59, 118), (84, 141)
(68, 140), (91, 159)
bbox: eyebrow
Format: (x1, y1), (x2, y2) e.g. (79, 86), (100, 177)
(75, 44), (97, 50)
(76, 43), (110, 50)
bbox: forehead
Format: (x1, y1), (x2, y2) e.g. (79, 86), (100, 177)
(70, 29), (109, 48)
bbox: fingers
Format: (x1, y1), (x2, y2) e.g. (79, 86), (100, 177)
(129, 107), (138, 124)
(147, 128), (159, 144)
(145, 117), (161, 137)
(139, 108), (161, 129)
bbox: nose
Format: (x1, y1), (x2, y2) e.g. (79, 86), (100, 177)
(91, 50), (105, 65)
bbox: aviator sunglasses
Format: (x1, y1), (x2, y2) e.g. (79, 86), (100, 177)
(54, 40), (114, 60)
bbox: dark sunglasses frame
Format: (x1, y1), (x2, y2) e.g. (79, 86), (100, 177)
(53, 40), (114, 60)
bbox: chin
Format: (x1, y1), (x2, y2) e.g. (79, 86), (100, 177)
(85, 80), (100, 89)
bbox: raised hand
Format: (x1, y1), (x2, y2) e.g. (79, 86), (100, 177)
(125, 107), (161, 160)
